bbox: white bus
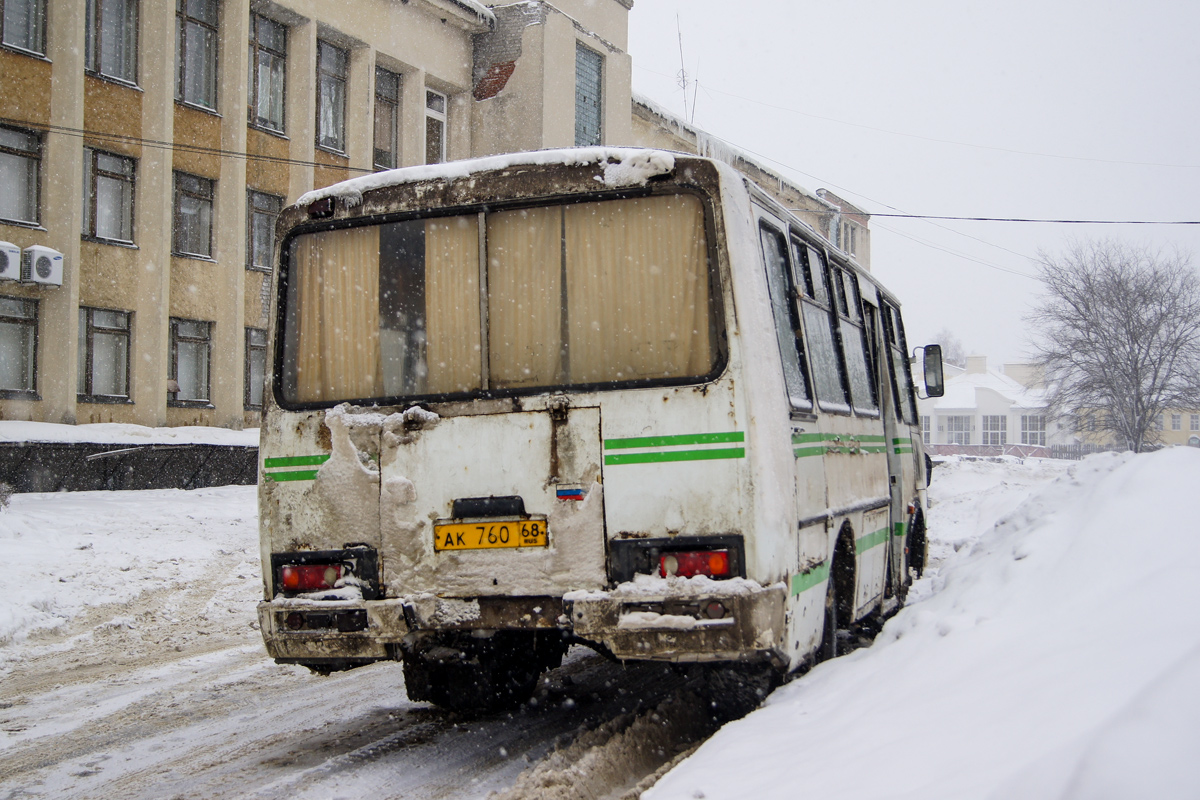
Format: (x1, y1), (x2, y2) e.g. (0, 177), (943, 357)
(256, 148), (944, 711)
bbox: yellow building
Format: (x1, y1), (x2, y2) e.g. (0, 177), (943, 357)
(0, 0), (634, 428)
(0, 0), (858, 431)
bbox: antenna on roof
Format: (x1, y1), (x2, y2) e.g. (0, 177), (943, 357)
(676, 15), (689, 121)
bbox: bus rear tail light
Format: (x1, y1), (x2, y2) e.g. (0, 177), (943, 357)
(280, 563), (343, 592)
(660, 550), (731, 579)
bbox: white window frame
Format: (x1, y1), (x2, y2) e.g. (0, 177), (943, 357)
(424, 88), (446, 165)
(247, 189), (282, 272)
(981, 415), (1007, 446)
(946, 415), (971, 446)
(920, 415), (931, 445)
(1171, 414), (1181, 431)
(1191, 414), (1199, 432)
(1020, 414), (1046, 446)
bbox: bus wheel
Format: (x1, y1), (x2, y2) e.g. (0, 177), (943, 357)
(907, 512), (928, 579)
(401, 632), (548, 712)
(818, 574), (838, 662)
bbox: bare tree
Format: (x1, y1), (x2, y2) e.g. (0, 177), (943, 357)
(931, 327), (967, 368)
(1027, 240), (1200, 452)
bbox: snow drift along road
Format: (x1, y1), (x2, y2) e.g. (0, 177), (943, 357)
(647, 449), (1200, 800)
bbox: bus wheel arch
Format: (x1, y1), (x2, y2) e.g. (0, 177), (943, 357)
(819, 523), (857, 661)
(908, 509), (928, 580)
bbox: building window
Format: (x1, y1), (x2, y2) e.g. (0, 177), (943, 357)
(1, 0), (45, 55)
(316, 40), (347, 152)
(245, 327), (266, 409)
(840, 221), (858, 256)
(374, 67), (400, 170)
(921, 415), (931, 445)
(424, 88), (446, 164)
(173, 172), (213, 257)
(981, 415), (1007, 445)
(1190, 436), (1200, 448)
(574, 42), (602, 147)
(83, 148), (135, 243)
(170, 318), (210, 404)
(0, 296), (36, 394)
(247, 190), (282, 272)
(1154, 414), (1164, 431)
(946, 415), (971, 446)
(1021, 414), (1046, 446)
(85, 0), (137, 84)
(0, 125), (40, 225)
(176, 0), (218, 110)
(248, 13), (285, 132)
(1191, 414), (1199, 431)
(1171, 413), (1181, 431)
(77, 306), (130, 400)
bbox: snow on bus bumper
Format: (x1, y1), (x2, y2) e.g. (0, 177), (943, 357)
(564, 575), (787, 663)
(257, 597), (410, 662)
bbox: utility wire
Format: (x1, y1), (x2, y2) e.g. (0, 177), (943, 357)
(2, 116), (376, 174)
(868, 213), (1200, 225)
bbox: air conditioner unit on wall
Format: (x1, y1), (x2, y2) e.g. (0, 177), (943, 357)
(0, 242), (21, 281)
(21, 245), (63, 287)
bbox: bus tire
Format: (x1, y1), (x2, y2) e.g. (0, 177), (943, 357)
(908, 512), (928, 580)
(818, 574), (838, 662)
(401, 632), (549, 712)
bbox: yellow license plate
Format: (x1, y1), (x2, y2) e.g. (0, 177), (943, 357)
(433, 518), (548, 551)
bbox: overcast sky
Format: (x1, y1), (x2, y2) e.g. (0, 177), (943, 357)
(626, 0), (1200, 364)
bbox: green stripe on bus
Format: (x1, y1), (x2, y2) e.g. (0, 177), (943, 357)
(604, 447), (745, 466)
(264, 469), (320, 482)
(604, 431), (745, 450)
(892, 522), (908, 539)
(792, 433), (828, 444)
(793, 446), (826, 458)
(263, 454), (330, 468)
(790, 562), (830, 596)
(856, 527), (890, 554)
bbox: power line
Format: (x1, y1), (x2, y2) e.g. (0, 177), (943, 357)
(867, 213), (1200, 225)
(1, 116), (375, 175)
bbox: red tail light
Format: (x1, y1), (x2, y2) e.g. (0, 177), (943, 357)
(660, 550), (731, 579)
(280, 563), (343, 592)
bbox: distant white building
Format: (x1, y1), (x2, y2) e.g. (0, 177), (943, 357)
(918, 356), (1065, 455)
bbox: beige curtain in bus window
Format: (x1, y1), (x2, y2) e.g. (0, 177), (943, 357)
(424, 215), (482, 393)
(293, 226), (383, 402)
(487, 206), (563, 388)
(564, 195), (710, 383)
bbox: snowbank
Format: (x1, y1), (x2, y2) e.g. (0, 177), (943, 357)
(646, 450), (1200, 800)
(0, 486), (258, 652)
(0, 420), (258, 447)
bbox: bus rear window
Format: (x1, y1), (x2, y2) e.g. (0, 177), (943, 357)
(280, 194), (717, 405)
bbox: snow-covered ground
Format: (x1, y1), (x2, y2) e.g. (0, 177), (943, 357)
(2, 450), (1196, 798)
(648, 449), (1200, 800)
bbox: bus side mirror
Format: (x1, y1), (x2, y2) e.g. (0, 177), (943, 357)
(920, 344), (945, 398)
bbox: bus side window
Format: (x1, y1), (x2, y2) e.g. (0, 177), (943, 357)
(793, 243), (850, 414)
(882, 302), (918, 424)
(758, 223), (811, 411)
(833, 267), (878, 414)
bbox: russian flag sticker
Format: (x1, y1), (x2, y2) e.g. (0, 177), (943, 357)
(556, 484), (586, 501)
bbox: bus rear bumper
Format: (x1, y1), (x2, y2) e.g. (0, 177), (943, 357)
(257, 598), (409, 662)
(564, 578), (787, 664)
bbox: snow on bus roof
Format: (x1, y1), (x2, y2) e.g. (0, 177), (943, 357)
(296, 148), (678, 209)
